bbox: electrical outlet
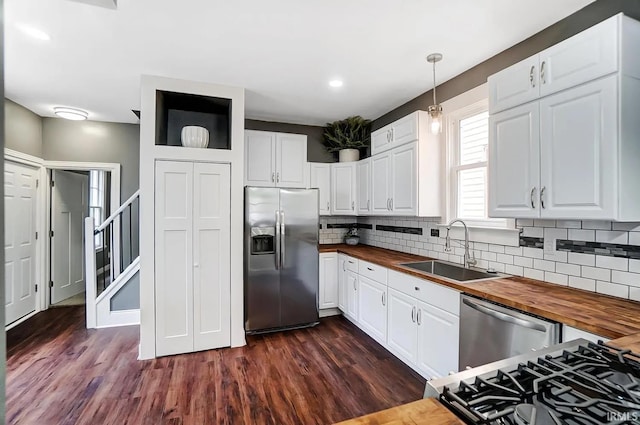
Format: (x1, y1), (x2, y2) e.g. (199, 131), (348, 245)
(431, 228), (440, 237)
(544, 237), (556, 256)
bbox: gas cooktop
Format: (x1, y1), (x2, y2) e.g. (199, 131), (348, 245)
(425, 339), (640, 424)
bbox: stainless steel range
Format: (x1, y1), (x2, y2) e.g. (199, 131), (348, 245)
(425, 339), (640, 424)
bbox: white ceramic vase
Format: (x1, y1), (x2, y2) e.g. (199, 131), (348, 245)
(338, 148), (360, 162)
(181, 126), (210, 148)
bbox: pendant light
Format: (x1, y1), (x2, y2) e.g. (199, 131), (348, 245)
(426, 53), (443, 134)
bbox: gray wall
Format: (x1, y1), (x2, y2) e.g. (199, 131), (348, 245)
(5, 99), (43, 157)
(111, 271), (139, 311)
(373, 0), (640, 130)
(245, 119), (334, 163)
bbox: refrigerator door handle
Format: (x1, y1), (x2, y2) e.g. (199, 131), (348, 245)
(275, 210), (281, 270)
(280, 210), (286, 268)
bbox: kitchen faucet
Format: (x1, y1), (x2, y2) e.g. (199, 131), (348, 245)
(444, 219), (477, 269)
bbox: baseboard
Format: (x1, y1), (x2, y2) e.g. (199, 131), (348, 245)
(319, 308), (342, 318)
(5, 310), (38, 331)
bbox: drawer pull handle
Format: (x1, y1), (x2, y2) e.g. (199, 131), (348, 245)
(411, 306), (416, 323)
(414, 286), (420, 291)
(367, 267), (374, 271)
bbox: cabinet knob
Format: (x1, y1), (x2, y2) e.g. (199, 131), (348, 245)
(276, 172), (280, 183)
(530, 65), (536, 88)
(271, 172), (275, 182)
(414, 286), (420, 291)
(540, 61), (546, 84)
(327, 201), (330, 211)
(530, 187), (536, 209)
(540, 186), (546, 209)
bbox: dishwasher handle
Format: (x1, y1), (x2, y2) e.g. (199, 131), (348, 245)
(462, 298), (548, 333)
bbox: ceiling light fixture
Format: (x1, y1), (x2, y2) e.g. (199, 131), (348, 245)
(54, 107), (89, 121)
(329, 80), (344, 88)
(16, 24), (51, 41)
(426, 53), (443, 135)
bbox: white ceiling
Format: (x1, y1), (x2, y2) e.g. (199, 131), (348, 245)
(6, 0), (595, 125)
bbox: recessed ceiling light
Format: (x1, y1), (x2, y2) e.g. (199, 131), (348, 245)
(329, 80), (344, 88)
(16, 24), (51, 41)
(54, 107), (89, 121)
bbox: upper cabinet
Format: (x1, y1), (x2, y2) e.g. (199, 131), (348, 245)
(244, 130), (307, 188)
(309, 163), (331, 215)
(370, 111), (425, 156)
(357, 158), (371, 215)
(488, 13), (640, 221)
(331, 163), (357, 215)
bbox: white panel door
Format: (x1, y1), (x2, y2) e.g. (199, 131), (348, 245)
(345, 270), (359, 321)
(193, 162), (231, 351)
(51, 170), (88, 304)
(371, 153), (391, 215)
(488, 55), (540, 113)
(390, 143), (417, 215)
(539, 76), (617, 219)
(319, 253), (338, 309)
(488, 102), (540, 218)
(5, 162), (37, 325)
(245, 130), (276, 187)
(387, 288), (418, 364)
(416, 300), (460, 380)
(330, 163), (356, 215)
(310, 163), (331, 215)
(539, 16), (618, 97)
(155, 161), (194, 356)
(390, 112), (419, 147)
(337, 254), (347, 313)
(357, 159), (371, 215)
(276, 133), (307, 188)
(371, 125), (392, 156)
(357, 275), (387, 344)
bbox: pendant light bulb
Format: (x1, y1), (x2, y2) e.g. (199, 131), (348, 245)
(426, 53), (443, 135)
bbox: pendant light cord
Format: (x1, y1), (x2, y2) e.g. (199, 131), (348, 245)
(432, 60), (437, 105)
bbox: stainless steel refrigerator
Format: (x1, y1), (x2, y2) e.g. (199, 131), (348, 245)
(244, 187), (319, 333)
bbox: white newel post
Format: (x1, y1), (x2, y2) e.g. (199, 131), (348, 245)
(85, 217), (97, 329)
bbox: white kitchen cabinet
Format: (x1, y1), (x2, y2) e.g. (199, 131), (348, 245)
(319, 253), (338, 310)
(390, 143), (418, 215)
(337, 254), (348, 313)
(562, 325), (609, 344)
(370, 111), (426, 156)
(387, 288), (418, 365)
(357, 158), (371, 215)
(330, 163), (357, 215)
(371, 153), (391, 214)
(309, 163), (331, 215)
(345, 270), (359, 322)
(488, 14), (640, 221)
(155, 160), (231, 357)
(488, 56), (540, 114)
(357, 275), (387, 345)
(244, 130), (307, 188)
(416, 300), (460, 379)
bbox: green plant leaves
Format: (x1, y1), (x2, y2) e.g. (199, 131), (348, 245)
(322, 115), (372, 153)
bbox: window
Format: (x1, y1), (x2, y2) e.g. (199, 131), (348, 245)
(447, 100), (507, 228)
(89, 170), (106, 249)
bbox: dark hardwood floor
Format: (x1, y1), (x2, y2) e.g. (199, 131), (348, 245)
(7, 307), (426, 425)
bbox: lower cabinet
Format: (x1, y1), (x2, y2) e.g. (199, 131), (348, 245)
(337, 254), (348, 313)
(357, 276), (387, 344)
(387, 288), (419, 364)
(416, 300), (460, 378)
(346, 270), (359, 321)
(319, 253), (338, 310)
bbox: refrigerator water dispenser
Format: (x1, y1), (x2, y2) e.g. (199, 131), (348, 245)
(250, 227), (275, 254)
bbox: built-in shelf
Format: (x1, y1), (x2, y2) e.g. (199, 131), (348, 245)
(155, 90), (232, 149)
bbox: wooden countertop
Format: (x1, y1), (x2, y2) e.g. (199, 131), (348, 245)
(320, 244), (640, 340)
(334, 399), (464, 425)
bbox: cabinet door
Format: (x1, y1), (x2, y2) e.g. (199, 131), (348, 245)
(371, 125), (392, 156)
(488, 102), (540, 218)
(539, 16), (617, 97)
(155, 161), (194, 356)
(387, 288), (418, 364)
(193, 162), (231, 351)
(357, 276), (387, 344)
(539, 76), (617, 219)
(337, 255), (348, 313)
(416, 300), (459, 380)
(310, 163), (331, 215)
(245, 130), (276, 187)
(357, 158), (371, 215)
(331, 163), (357, 215)
(346, 270), (359, 321)
(391, 112), (419, 147)
(276, 133), (307, 188)
(488, 56), (540, 114)
(390, 143), (417, 215)
(319, 253), (338, 309)
(371, 153), (391, 215)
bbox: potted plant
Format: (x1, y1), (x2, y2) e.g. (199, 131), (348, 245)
(322, 116), (371, 162)
(344, 226), (360, 246)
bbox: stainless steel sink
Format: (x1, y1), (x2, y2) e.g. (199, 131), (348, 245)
(399, 260), (500, 283)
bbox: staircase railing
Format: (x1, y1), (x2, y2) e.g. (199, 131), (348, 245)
(85, 190), (139, 328)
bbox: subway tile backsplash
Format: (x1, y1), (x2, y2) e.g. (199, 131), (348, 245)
(320, 215), (640, 302)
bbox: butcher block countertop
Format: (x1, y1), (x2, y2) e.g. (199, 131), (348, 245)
(320, 244), (640, 339)
(334, 399), (464, 425)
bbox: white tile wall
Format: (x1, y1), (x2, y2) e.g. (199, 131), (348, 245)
(353, 217), (640, 301)
(319, 216), (356, 244)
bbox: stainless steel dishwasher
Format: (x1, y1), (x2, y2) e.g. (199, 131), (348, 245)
(459, 295), (560, 369)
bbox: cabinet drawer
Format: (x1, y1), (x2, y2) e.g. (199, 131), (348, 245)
(345, 256), (359, 273)
(388, 270), (459, 316)
(358, 260), (388, 284)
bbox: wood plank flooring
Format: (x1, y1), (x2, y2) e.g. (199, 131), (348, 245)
(7, 307), (426, 425)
